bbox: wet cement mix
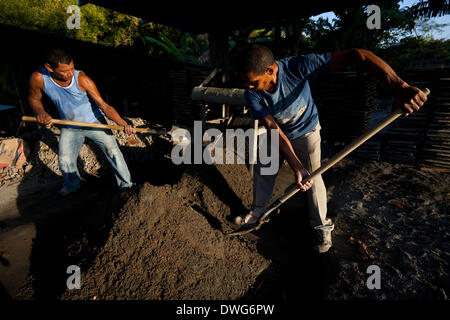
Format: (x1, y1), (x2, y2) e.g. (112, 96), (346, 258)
(7, 132), (450, 301)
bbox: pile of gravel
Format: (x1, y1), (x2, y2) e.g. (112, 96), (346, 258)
(0, 165), (28, 188)
(0, 136), (31, 188)
(1, 118), (169, 185)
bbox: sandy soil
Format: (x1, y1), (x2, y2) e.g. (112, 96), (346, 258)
(2, 135), (449, 301)
(325, 159), (449, 299)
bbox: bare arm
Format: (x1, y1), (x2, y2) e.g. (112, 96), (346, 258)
(28, 72), (53, 125)
(260, 114), (313, 192)
(78, 73), (135, 134)
(330, 48), (427, 116)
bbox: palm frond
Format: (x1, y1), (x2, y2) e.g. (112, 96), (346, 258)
(407, 0), (449, 18)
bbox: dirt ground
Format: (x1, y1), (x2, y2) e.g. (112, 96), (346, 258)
(1, 134), (448, 301)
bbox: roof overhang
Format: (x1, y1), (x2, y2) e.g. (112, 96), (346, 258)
(79, 0), (375, 33)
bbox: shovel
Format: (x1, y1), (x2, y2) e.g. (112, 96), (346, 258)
(21, 116), (169, 135)
(228, 88), (431, 236)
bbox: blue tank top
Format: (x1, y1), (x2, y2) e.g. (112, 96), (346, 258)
(41, 67), (105, 124)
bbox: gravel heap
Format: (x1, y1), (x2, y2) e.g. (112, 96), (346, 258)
(0, 164), (27, 187)
(0, 118), (168, 186)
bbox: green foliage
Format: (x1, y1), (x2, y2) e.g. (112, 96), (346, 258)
(0, 0), (70, 33)
(1, 0), (447, 67)
(375, 37), (450, 71)
(407, 0), (450, 19)
(302, 1), (449, 53)
(303, 1), (416, 51)
(0, 0), (194, 58)
(143, 33), (209, 63)
(145, 35), (180, 56)
(248, 28), (273, 41)
(229, 27), (275, 47)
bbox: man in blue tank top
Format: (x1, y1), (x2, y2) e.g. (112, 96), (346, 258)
(28, 48), (135, 196)
(235, 44), (428, 253)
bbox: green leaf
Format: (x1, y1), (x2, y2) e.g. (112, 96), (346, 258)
(144, 36), (178, 56)
(159, 34), (180, 54)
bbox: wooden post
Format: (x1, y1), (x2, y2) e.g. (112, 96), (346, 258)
(274, 24), (281, 57)
(210, 30), (230, 122)
(209, 31), (228, 67)
(250, 119), (258, 178)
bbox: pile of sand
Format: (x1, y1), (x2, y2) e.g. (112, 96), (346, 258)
(61, 174), (269, 300)
(9, 144), (448, 300)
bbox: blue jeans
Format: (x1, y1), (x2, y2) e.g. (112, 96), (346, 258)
(58, 126), (133, 192)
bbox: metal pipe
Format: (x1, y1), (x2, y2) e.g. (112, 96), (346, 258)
(191, 86), (246, 105)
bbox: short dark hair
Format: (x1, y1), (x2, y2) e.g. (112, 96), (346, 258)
(45, 47), (73, 69)
(236, 44), (274, 76)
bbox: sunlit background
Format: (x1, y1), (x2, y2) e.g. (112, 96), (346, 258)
(312, 0), (450, 40)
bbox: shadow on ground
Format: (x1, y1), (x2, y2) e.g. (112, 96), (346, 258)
(9, 136), (186, 299)
(239, 190), (341, 301)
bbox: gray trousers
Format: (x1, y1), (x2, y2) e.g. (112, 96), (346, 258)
(252, 121), (333, 230)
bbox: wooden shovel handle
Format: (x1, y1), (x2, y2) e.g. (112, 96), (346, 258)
(306, 88), (430, 179)
(228, 88), (430, 236)
(22, 116), (167, 135)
